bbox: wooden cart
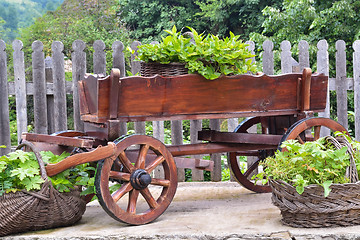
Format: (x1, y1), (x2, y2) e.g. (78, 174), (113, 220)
(22, 68), (347, 225)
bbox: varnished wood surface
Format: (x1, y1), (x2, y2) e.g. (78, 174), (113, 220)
(22, 133), (94, 148)
(79, 69), (328, 123)
(45, 142), (116, 176)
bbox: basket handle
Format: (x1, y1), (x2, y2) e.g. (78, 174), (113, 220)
(325, 135), (359, 183)
(16, 140), (48, 181)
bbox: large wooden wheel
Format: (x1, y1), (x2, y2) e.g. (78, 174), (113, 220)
(95, 135), (177, 225)
(279, 117), (348, 149)
(228, 117), (272, 193)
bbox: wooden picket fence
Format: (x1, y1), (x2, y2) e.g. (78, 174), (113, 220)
(0, 38), (360, 182)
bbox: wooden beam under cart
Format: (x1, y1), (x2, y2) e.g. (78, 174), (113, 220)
(125, 150), (214, 171)
(198, 130), (283, 145)
(22, 133), (95, 148)
(166, 142), (278, 157)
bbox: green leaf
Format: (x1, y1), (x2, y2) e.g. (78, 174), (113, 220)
(322, 180), (332, 197)
(0, 161), (7, 171)
(8, 150), (30, 163)
(296, 185), (305, 195)
(80, 186), (95, 196)
(22, 176), (44, 191)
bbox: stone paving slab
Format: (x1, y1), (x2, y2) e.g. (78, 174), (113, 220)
(4, 182), (360, 240)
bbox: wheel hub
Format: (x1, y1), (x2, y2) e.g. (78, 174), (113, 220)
(130, 169), (152, 190)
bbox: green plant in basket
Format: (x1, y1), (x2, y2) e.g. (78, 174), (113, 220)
(256, 132), (360, 197)
(133, 26), (258, 80)
(41, 151), (95, 196)
(0, 150), (95, 196)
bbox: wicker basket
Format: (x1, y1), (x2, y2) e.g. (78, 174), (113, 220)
(269, 135), (360, 228)
(0, 141), (86, 236)
(140, 62), (189, 77)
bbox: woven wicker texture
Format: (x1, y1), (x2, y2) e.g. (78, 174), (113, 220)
(270, 135), (360, 228)
(140, 62), (189, 77)
(0, 141), (86, 236)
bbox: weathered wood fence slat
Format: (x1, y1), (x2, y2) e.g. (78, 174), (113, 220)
(0, 38), (359, 182)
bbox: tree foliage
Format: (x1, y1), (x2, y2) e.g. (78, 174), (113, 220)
(118, 0), (281, 42)
(118, 0), (208, 43)
(0, 0), (64, 42)
(18, 0), (131, 74)
(250, 0), (360, 74)
(195, 0), (281, 37)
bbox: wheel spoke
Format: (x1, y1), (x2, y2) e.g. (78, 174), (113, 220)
(145, 155), (165, 173)
(314, 125), (321, 140)
(296, 135), (305, 144)
(135, 144), (149, 169)
(140, 187), (159, 209)
(244, 161), (260, 178)
(114, 158), (123, 169)
(112, 182), (133, 202)
(127, 189), (140, 214)
(151, 178), (170, 187)
(110, 171), (130, 182)
(119, 151), (135, 173)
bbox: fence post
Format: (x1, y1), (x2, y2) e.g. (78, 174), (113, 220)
(32, 41), (48, 134)
(130, 41), (146, 135)
(281, 40), (292, 74)
(112, 41), (126, 77)
(299, 40), (310, 71)
(45, 56), (56, 134)
(210, 119), (221, 181)
(335, 40), (348, 130)
(72, 40), (86, 132)
(353, 41), (360, 140)
(52, 41), (67, 132)
(263, 40), (274, 75)
(191, 119), (203, 181)
(112, 41), (127, 136)
(317, 40), (331, 136)
(0, 40), (11, 155)
(153, 120), (165, 178)
(172, 120), (185, 181)
(13, 40), (27, 143)
(93, 40), (106, 75)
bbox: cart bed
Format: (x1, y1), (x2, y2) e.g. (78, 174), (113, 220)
(78, 70), (327, 123)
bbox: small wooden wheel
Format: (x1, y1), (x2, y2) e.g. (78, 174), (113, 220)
(95, 135), (177, 225)
(279, 117), (348, 149)
(228, 117), (272, 193)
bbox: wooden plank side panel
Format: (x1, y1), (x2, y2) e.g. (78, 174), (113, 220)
(117, 74), (301, 119)
(81, 72), (327, 123)
(82, 74), (99, 114)
(97, 75), (111, 121)
(310, 74), (328, 111)
(78, 81), (90, 115)
(117, 76), (166, 116)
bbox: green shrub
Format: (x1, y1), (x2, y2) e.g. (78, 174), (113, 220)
(134, 26), (258, 80)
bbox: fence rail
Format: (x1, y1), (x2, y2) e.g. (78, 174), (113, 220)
(1, 38), (360, 182)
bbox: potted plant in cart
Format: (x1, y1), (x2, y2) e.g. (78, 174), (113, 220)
(132, 25), (258, 80)
(256, 132), (360, 228)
